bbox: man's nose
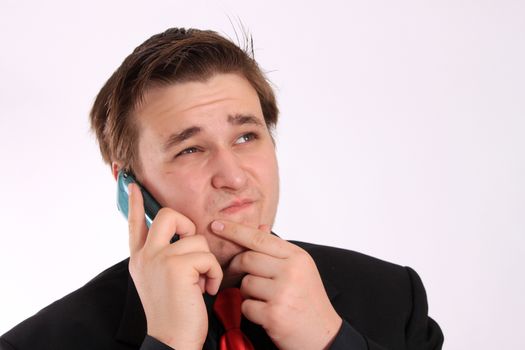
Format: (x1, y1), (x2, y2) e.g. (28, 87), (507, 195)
(210, 148), (248, 191)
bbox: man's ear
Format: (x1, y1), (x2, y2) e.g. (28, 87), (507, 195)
(111, 162), (122, 181)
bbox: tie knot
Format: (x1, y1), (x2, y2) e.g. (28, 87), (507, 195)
(214, 287), (242, 330)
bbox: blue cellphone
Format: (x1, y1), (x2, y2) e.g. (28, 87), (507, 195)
(117, 170), (179, 243)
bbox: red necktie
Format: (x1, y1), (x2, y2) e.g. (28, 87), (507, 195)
(213, 288), (255, 350)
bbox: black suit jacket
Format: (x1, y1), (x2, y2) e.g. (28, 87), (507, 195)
(1, 240), (443, 349)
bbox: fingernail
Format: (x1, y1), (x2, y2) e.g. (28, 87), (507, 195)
(127, 184), (133, 198)
(211, 220), (224, 232)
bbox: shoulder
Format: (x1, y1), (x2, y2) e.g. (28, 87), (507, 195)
(289, 240), (409, 286)
(289, 240), (443, 348)
(288, 241), (412, 323)
(1, 259), (131, 350)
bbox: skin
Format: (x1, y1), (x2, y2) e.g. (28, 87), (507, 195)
(115, 73), (342, 350)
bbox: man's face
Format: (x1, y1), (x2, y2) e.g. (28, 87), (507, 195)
(133, 73), (279, 267)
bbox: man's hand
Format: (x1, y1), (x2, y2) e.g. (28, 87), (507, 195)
(211, 220), (342, 350)
(128, 184), (223, 350)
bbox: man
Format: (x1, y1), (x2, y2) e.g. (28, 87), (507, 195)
(1, 28), (443, 349)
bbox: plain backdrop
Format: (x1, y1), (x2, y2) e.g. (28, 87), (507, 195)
(1, 0), (524, 348)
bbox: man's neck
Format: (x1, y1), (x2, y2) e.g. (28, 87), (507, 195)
(219, 270), (245, 289)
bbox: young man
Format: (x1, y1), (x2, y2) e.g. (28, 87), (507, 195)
(1, 28), (443, 350)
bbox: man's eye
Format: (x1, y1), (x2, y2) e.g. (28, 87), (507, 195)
(176, 147), (199, 157)
(235, 133), (257, 145)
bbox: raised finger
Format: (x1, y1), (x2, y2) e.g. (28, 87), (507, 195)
(128, 183), (148, 256)
(211, 220), (291, 258)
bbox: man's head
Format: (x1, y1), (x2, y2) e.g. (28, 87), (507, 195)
(90, 28), (278, 172)
(90, 28), (280, 266)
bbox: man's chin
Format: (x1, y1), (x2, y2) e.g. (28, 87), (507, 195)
(210, 240), (247, 288)
(207, 214), (260, 262)
(214, 239), (246, 268)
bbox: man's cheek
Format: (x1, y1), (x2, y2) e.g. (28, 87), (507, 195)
(171, 187), (206, 222)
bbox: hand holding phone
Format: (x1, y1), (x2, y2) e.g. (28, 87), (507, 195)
(124, 172), (222, 349)
(117, 170), (179, 243)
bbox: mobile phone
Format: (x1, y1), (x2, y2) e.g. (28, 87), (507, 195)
(117, 170), (179, 243)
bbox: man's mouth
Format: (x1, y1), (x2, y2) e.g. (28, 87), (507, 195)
(219, 198), (255, 214)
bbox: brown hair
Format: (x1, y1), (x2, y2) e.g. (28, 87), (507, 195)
(89, 27), (278, 173)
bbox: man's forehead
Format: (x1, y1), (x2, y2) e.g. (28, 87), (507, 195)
(136, 74), (263, 128)
(143, 73), (258, 108)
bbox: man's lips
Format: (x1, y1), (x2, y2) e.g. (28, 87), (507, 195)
(220, 199), (255, 214)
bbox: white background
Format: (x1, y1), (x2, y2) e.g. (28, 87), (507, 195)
(1, 0), (524, 348)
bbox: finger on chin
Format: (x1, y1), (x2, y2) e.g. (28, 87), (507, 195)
(211, 220), (289, 259)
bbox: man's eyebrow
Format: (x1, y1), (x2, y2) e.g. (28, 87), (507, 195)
(162, 126), (201, 152)
(162, 114), (263, 152)
(228, 114), (265, 127)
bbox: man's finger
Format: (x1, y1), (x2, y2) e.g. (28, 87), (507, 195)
(241, 299), (268, 326)
(240, 274), (274, 302)
(165, 235), (211, 256)
(181, 252), (223, 295)
(128, 183), (148, 256)
(146, 207), (196, 253)
(227, 250), (280, 278)
(211, 220), (290, 258)
(258, 224), (272, 233)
